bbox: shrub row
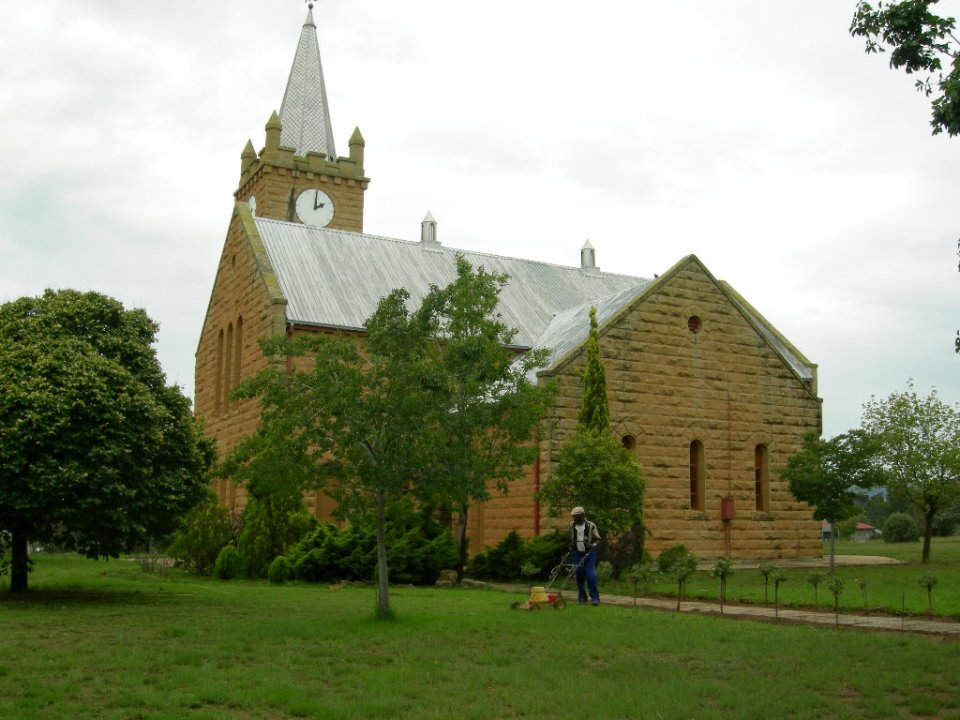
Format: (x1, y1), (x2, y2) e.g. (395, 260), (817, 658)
(466, 530), (567, 582)
(288, 501), (457, 585)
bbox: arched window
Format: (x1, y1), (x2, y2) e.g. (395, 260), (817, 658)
(215, 329), (224, 415)
(755, 444), (770, 512)
(689, 440), (704, 511)
(622, 434), (637, 451)
(224, 323), (234, 411)
(233, 316), (243, 403)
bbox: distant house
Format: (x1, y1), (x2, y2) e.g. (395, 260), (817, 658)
(821, 521), (879, 542)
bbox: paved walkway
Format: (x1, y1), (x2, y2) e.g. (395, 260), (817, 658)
(490, 555), (960, 637)
(597, 593), (960, 637)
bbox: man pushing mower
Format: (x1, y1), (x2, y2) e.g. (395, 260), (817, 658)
(568, 507), (601, 605)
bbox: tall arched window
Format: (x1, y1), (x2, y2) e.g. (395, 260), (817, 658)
(689, 440), (704, 511)
(233, 316), (243, 404)
(223, 323), (234, 411)
(755, 444), (770, 512)
(215, 329), (224, 415)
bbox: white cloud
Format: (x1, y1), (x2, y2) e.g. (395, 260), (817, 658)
(2, 0), (958, 438)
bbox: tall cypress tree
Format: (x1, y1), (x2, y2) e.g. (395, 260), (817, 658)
(578, 307), (610, 433)
(537, 305), (646, 571)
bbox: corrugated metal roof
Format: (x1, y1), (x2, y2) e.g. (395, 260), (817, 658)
(253, 217), (645, 349)
(523, 283), (651, 380)
(253, 216), (814, 383)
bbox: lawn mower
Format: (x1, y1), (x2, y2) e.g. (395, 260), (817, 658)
(510, 551), (585, 610)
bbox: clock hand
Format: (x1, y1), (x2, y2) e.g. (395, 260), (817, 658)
(314, 192), (325, 210)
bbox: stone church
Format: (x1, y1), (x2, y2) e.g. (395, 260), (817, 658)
(196, 6), (823, 560)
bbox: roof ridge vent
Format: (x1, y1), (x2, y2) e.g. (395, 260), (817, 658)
(421, 211), (442, 252)
(580, 238), (600, 276)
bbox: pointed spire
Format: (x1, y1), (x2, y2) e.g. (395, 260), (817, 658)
(240, 139), (257, 174)
(278, 4), (337, 160)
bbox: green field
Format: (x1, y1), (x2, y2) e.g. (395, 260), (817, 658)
(2, 551), (960, 719)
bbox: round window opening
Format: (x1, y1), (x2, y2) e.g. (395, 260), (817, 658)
(687, 315), (702, 334)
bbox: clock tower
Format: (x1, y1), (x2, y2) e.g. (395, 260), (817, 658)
(236, 3), (368, 232)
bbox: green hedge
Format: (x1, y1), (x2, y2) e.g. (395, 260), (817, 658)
(467, 530), (567, 581)
(289, 500), (457, 585)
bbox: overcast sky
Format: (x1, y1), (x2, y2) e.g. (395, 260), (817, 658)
(2, 0), (958, 438)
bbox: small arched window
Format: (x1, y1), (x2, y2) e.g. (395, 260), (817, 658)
(689, 440), (705, 511)
(755, 444), (770, 512)
(622, 434), (637, 451)
(233, 316), (243, 404)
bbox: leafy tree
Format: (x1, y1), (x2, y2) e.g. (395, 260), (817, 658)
(416, 257), (552, 579)
(541, 430), (645, 539)
(781, 430), (884, 571)
(229, 294), (437, 617)
(861, 383), (960, 562)
(227, 258), (549, 618)
(0, 290), (214, 592)
(537, 307), (645, 561)
(851, 0), (960, 136)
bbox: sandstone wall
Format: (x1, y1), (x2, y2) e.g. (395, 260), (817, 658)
(481, 258), (823, 560)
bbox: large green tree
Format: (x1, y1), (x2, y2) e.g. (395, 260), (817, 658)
(781, 430), (885, 571)
(850, 0), (960, 136)
(418, 258), (553, 579)
(0, 290), (214, 592)
(228, 257), (550, 617)
(537, 308), (645, 560)
(861, 383), (960, 562)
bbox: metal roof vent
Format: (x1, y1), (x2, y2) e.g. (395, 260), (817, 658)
(580, 239), (600, 276)
(421, 211), (441, 251)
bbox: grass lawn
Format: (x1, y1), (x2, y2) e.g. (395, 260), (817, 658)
(2, 554), (960, 719)
(603, 537), (960, 619)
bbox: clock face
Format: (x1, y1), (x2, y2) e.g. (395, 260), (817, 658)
(295, 188), (335, 227)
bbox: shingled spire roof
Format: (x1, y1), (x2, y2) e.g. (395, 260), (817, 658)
(278, 3), (337, 160)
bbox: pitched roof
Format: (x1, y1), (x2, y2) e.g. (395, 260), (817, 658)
(249, 213), (815, 384)
(278, 5), (337, 160)
(253, 215), (644, 350)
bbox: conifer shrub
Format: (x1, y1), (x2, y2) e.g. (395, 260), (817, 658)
(213, 545), (246, 580)
(523, 530), (568, 578)
(288, 499), (456, 585)
(883, 512), (920, 542)
(467, 530), (527, 581)
(166, 492), (233, 574)
(268, 555), (291, 584)
(238, 492), (312, 578)
(467, 529), (568, 581)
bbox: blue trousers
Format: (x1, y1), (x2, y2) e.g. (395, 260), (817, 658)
(572, 549), (599, 604)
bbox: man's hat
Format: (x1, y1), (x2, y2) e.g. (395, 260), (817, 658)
(570, 506), (585, 516)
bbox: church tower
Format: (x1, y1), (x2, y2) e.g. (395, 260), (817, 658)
(235, 3), (368, 232)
